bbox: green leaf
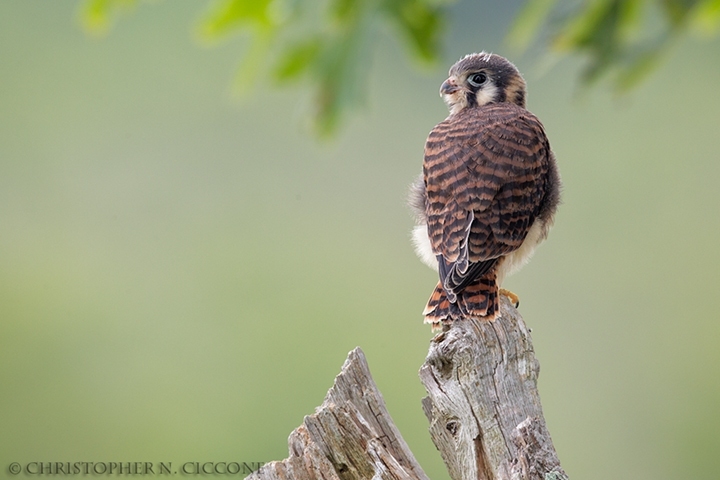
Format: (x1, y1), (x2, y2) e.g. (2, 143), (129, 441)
(331, 0), (362, 23)
(312, 20), (372, 136)
(197, 0), (292, 96)
(660, 0), (700, 28)
(691, 0), (720, 34)
(507, 0), (558, 50)
(232, 30), (275, 95)
(272, 38), (323, 81)
(198, 0), (276, 41)
(382, 0), (445, 63)
(616, 0), (644, 40)
(554, 0), (623, 50)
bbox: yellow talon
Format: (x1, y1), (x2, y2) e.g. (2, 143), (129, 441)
(500, 288), (520, 308)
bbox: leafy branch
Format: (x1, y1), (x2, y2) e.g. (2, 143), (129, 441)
(510, 0), (720, 90)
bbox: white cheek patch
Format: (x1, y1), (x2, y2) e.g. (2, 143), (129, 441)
(412, 224), (439, 271)
(475, 82), (499, 107)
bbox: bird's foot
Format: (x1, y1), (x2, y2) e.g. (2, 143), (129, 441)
(499, 288), (520, 308)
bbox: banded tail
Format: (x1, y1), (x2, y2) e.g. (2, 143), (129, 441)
(423, 273), (499, 328)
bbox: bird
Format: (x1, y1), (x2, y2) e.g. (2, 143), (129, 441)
(409, 52), (561, 329)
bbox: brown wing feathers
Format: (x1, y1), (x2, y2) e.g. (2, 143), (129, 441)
(423, 102), (550, 321)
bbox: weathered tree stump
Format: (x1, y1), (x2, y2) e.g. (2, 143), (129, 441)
(248, 297), (567, 480)
(420, 296), (567, 480)
(247, 348), (430, 480)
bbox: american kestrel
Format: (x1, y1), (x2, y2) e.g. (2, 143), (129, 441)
(410, 52), (561, 328)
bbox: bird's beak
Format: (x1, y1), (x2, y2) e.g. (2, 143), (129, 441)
(440, 78), (459, 96)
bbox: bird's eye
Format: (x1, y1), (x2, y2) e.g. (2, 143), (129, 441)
(468, 72), (488, 87)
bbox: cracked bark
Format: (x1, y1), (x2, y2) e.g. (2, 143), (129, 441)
(420, 296), (567, 480)
(247, 348), (430, 480)
(248, 297), (567, 480)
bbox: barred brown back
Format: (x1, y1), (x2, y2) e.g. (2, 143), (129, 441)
(422, 102), (554, 324)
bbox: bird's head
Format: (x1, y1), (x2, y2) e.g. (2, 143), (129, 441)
(440, 52), (526, 115)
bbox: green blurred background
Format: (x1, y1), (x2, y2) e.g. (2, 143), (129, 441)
(2, 1), (720, 479)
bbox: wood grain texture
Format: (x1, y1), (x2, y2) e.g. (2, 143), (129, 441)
(247, 348), (429, 480)
(419, 296), (567, 480)
(249, 298), (567, 480)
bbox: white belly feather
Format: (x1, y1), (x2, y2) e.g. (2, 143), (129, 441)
(412, 224), (439, 271)
(495, 219), (545, 286)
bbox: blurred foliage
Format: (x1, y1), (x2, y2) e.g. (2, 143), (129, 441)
(511, 0), (720, 89)
(79, 0), (720, 132)
(78, 0), (448, 135)
(196, 0), (447, 136)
